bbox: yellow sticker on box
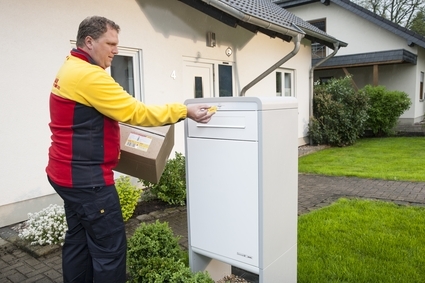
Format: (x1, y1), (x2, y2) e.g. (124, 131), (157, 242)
(125, 133), (152, 152)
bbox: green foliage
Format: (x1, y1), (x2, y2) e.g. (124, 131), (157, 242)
(409, 10), (425, 36)
(140, 152), (186, 206)
(361, 85), (411, 136)
(309, 76), (370, 146)
(133, 257), (213, 283)
(127, 221), (213, 283)
(115, 175), (142, 222)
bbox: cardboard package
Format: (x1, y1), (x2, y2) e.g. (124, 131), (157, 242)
(114, 123), (175, 183)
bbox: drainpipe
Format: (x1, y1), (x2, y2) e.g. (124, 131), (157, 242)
(308, 42), (340, 144)
(240, 34), (304, 96)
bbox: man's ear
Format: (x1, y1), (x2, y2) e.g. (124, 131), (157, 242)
(84, 36), (94, 50)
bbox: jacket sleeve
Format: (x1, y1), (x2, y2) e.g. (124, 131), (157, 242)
(75, 67), (187, 126)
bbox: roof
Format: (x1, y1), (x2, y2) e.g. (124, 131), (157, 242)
(276, 0), (425, 49)
(312, 49), (417, 69)
(178, 0), (347, 49)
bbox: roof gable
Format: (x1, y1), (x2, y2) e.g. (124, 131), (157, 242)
(276, 0), (425, 49)
(179, 0), (347, 49)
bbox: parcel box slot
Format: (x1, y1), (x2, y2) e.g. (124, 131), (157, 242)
(188, 111), (257, 141)
(195, 124), (245, 129)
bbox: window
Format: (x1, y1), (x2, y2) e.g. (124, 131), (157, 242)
(319, 76), (333, 84)
(110, 48), (143, 100)
(309, 19), (327, 59)
(218, 64), (233, 97)
(420, 72), (424, 101)
(194, 76), (203, 98)
(276, 69), (294, 97)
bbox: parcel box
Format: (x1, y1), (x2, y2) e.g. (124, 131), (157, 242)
(114, 123), (174, 183)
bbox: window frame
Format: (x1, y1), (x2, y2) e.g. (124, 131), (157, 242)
(275, 68), (295, 97)
(108, 47), (144, 101)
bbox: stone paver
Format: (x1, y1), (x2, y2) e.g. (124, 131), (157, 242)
(1, 173), (425, 282)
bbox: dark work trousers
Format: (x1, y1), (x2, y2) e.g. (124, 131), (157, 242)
(48, 177), (127, 283)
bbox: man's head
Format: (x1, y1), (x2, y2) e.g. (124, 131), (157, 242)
(76, 16), (121, 69)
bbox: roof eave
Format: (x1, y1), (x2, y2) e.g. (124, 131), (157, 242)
(299, 26), (348, 48)
(200, 0), (305, 39)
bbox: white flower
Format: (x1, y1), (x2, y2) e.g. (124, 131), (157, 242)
(18, 204), (67, 246)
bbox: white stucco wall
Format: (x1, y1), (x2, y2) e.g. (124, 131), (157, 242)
(0, 0), (312, 227)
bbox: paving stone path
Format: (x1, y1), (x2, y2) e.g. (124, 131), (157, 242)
(1, 173), (425, 282)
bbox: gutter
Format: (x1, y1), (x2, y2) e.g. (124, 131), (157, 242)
(241, 34), (304, 96)
(308, 42), (340, 144)
(201, 0), (304, 38)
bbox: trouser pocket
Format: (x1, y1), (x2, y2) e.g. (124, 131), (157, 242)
(81, 186), (124, 240)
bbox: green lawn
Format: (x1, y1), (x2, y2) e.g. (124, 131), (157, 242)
(298, 137), (425, 182)
(297, 137), (425, 282)
(298, 198), (425, 283)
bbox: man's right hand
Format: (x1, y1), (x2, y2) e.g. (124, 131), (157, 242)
(186, 104), (215, 123)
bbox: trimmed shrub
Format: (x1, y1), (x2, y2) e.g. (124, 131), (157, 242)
(140, 152), (186, 206)
(361, 85), (411, 136)
(127, 220), (213, 283)
(115, 175), (142, 222)
(309, 76), (369, 146)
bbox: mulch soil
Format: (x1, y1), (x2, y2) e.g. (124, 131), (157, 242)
(131, 198), (179, 216)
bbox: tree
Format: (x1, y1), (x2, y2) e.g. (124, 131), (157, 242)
(352, 0), (425, 28)
(409, 9), (425, 36)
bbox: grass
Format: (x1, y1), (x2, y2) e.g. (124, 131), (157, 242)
(297, 137), (425, 282)
(298, 198), (425, 283)
(298, 137), (425, 182)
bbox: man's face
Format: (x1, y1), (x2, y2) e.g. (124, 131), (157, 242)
(88, 26), (119, 69)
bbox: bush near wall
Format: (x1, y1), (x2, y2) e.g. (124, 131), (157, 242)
(361, 85), (411, 137)
(115, 175), (142, 222)
(140, 152), (186, 206)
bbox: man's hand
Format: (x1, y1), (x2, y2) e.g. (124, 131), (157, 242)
(186, 104), (216, 123)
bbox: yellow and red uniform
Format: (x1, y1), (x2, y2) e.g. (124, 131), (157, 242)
(46, 48), (186, 188)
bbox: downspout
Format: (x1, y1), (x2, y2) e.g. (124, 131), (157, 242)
(240, 34), (304, 96)
(308, 42), (340, 144)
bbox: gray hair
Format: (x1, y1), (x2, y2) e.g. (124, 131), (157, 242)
(76, 16), (120, 47)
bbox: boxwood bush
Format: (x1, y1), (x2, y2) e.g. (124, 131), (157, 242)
(127, 220), (213, 283)
(308, 76), (369, 146)
(361, 85), (411, 136)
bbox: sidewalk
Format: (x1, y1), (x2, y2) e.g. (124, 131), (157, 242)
(2, 154), (425, 282)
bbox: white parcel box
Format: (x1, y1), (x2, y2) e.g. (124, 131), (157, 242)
(185, 97), (298, 283)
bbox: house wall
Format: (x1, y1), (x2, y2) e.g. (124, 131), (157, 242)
(414, 47), (425, 123)
(0, 0), (312, 227)
(288, 2), (425, 124)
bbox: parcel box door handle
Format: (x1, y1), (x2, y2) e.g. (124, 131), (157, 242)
(196, 124), (246, 129)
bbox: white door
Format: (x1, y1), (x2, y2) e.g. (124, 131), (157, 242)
(183, 61), (214, 100)
(173, 61), (214, 154)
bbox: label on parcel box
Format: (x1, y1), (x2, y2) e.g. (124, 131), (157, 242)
(125, 132), (152, 152)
